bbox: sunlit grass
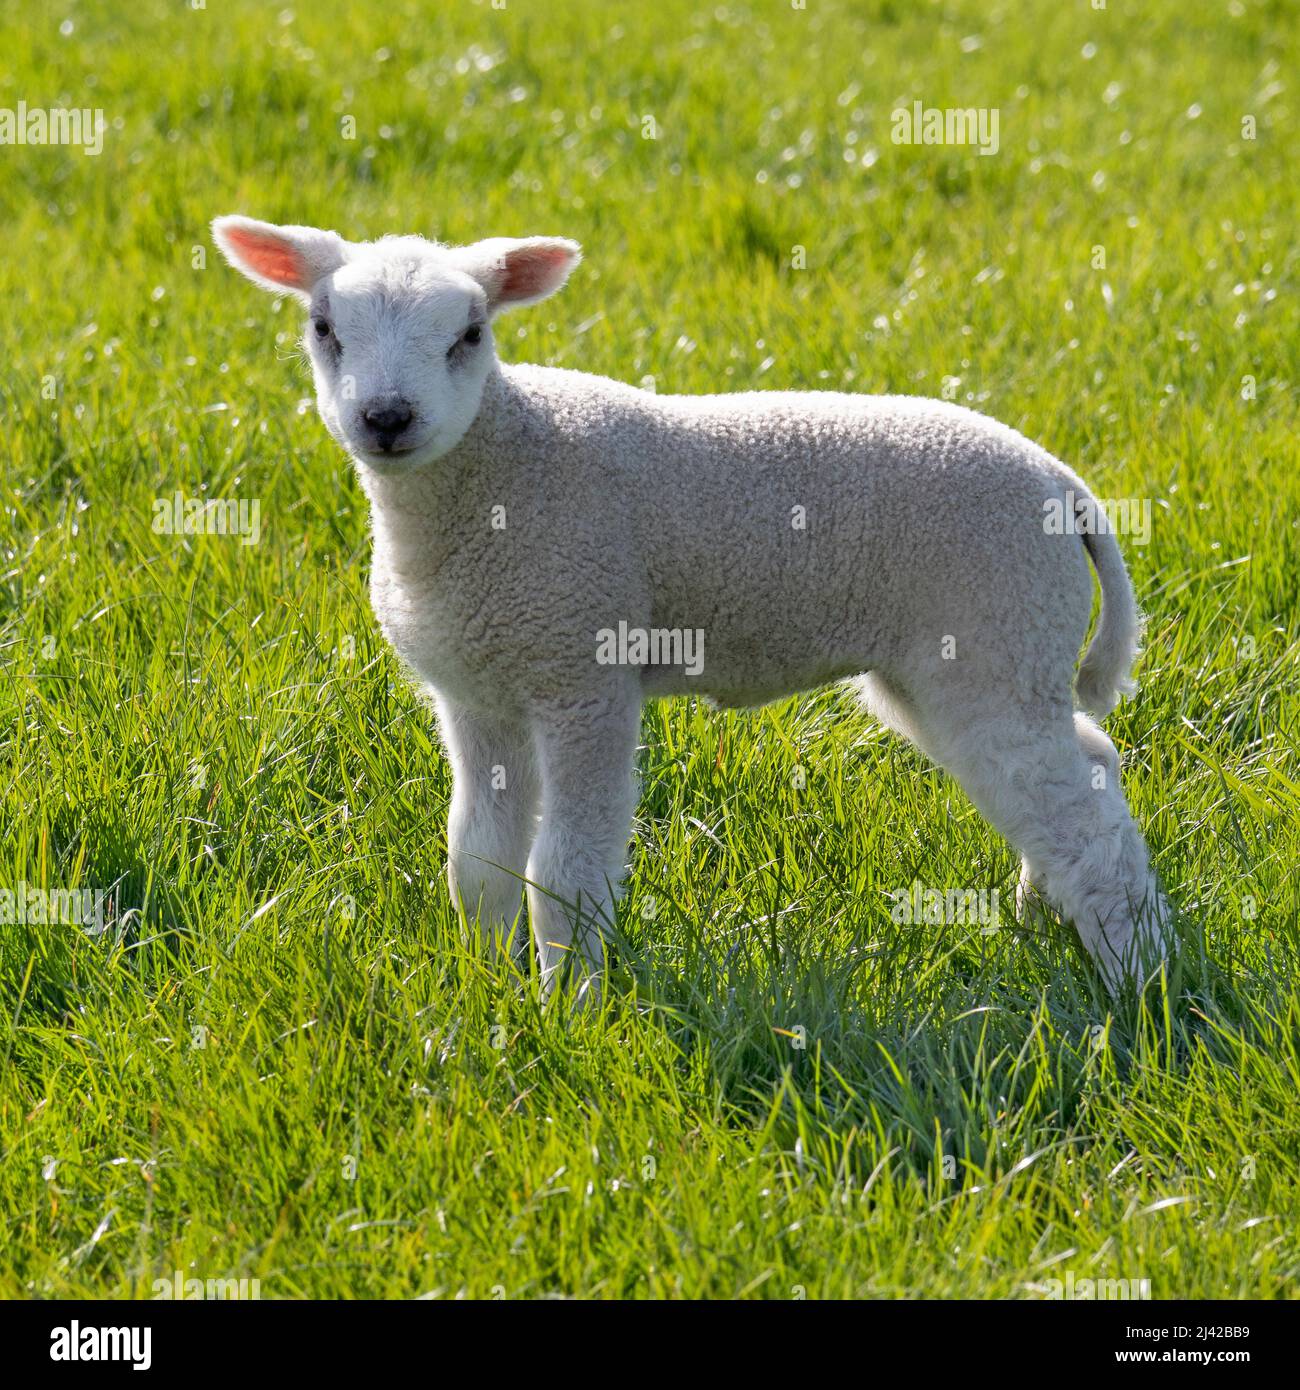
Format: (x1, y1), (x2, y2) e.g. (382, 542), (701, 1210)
(1, 0), (1297, 1298)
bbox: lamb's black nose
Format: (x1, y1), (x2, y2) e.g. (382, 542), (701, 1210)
(363, 405), (414, 450)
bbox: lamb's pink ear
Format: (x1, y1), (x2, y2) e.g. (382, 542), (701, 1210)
(447, 236), (582, 315)
(211, 216), (348, 301)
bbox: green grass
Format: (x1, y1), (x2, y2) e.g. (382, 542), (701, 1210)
(2, 0), (1298, 1299)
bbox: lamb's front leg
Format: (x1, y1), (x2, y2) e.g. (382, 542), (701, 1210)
(527, 685), (641, 1000)
(437, 697), (539, 958)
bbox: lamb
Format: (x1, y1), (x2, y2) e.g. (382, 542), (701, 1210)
(213, 214), (1174, 999)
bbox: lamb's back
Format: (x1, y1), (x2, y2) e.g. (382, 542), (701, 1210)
(492, 364), (1089, 707)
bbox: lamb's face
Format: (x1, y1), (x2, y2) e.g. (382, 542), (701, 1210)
(308, 244), (494, 471)
(213, 216), (581, 475)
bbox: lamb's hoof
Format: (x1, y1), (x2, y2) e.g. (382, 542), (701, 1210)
(571, 972), (603, 1013)
(538, 956), (604, 1014)
(1014, 879), (1055, 934)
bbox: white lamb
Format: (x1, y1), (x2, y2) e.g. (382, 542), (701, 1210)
(213, 215), (1173, 998)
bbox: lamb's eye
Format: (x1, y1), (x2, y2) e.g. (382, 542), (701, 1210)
(450, 324), (482, 357)
(313, 318), (331, 339)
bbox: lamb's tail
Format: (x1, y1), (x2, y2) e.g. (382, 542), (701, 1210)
(1075, 501), (1143, 718)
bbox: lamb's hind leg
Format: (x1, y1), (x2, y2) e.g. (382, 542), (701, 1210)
(861, 676), (1170, 990)
(1016, 712), (1122, 924)
(959, 708), (1168, 990)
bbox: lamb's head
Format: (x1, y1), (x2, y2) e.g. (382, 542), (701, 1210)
(212, 216), (580, 472)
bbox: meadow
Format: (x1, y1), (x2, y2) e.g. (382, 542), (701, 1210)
(1, 0), (1297, 1298)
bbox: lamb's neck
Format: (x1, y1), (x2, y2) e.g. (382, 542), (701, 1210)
(356, 362), (517, 580)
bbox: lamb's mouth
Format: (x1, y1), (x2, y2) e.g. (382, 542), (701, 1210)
(352, 438), (438, 469)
